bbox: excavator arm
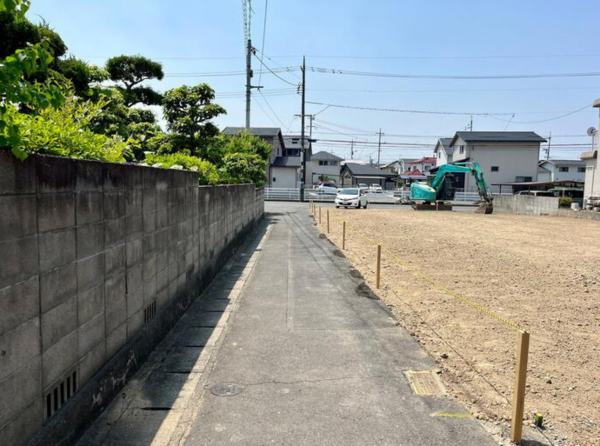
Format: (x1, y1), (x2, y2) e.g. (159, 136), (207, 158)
(409, 162), (493, 213)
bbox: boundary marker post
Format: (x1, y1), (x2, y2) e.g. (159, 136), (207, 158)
(376, 244), (381, 289)
(342, 221), (346, 250)
(510, 331), (530, 444)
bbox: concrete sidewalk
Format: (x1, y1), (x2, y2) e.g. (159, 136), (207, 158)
(77, 202), (497, 446)
(183, 203), (497, 445)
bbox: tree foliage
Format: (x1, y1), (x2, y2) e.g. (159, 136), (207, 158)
(106, 55), (164, 106)
(144, 152), (220, 185)
(220, 153), (268, 187)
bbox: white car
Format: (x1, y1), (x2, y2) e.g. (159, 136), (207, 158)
(358, 183), (369, 192)
(315, 183), (339, 195)
(369, 184), (383, 193)
(335, 188), (368, 209)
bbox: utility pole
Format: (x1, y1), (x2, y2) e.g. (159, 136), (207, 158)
(469, 115), (473, 131)
(300, 56), (306, 201)
(545, 132), (552, 160)
(351, 139), (354, 159)
(245, 38), (252, 129)
(377, 128), (384, 166)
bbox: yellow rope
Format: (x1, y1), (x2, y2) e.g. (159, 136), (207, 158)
(339, 219), (526, 333)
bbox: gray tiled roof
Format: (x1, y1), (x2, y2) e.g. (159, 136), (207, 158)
(343, 163), (397, 176)
(283, 135), (313, 150)
(311, 151), (343, 161)
(272, 156), (301, 168)
(222, 127), (282, 137)
(539, 159), (585, 166)
(438, 137), (454, 155)
(453, 131), (546, 144)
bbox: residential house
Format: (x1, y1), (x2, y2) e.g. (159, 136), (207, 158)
(223, 128), (308, 188)
(408, 157), (437, 175)
(307, 151), (343, 185)
(433, 138), (454, 166)
(446, 131), (546, 193)
(340, 163), (398, 190)
(580, 99), (600, 203)
(381, 158), (417, 174)
(537, 159), (587, 183)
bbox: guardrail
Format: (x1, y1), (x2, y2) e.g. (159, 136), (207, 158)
(264, 188), (301, 201)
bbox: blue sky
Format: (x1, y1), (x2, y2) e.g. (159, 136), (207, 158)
(29, 0), (600, 161)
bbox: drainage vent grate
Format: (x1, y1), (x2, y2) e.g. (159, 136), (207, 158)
(45, 370), (77, 421)
(405, 370), (446, 396)
(144, 301), (157, 324)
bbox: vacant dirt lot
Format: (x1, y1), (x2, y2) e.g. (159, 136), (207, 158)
(318, 208), (600, 446)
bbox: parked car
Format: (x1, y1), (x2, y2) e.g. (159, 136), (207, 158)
(315, 183), (339, 195)
(369, 184), (383, 193)
(358, 183), (369, 192)
(516, 190), (556, 197)
(335, 188), (368, 209)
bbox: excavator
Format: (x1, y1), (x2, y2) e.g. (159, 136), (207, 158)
(409, 162), (494, 214)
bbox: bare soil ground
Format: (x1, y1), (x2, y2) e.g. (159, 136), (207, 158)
(317, 208), (600, 446)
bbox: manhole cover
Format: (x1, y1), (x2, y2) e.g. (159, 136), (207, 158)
(405, 371), (446, 396)
(211, 383), (243, 397)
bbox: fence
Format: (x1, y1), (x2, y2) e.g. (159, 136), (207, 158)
(310, 203), (530, 444)
(264, 187), (301, 201)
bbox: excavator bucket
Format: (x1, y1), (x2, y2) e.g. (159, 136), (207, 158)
(476, 202), (494, 214)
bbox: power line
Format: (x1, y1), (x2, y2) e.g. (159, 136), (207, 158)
(255, 90), (287, 128)
(307, 66), (600, 80)
(487, 104), (592, 124)
(307, 101), (514, 116)
(257, 0), (269, 86)
(252, 55), (300, 86)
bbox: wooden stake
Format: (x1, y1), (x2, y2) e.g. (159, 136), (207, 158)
(309, 200), (313, 214)
(319, 206), (322, 224)
(342, 221), (346, 250)
(327, 210), (330, 233)
(510, 331), (530, 444)
(376, 244), (381, 289)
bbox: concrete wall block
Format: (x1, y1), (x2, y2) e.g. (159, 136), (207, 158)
(41, 296), (77, 352)
(142, 233), (156, 259)
(76, 222), (105, 259)
(78, 313), (105, 358)
(76, 191), (103, 225)
(105, 244), (126, 277)
(38, 193), (75, 233)
(126, 238), (143, 268)
(42, 329), (77, 389)
(0, 318), (40, 381)
(126, 263), (143, 293)
(0, 150), (36, 195)
(78, 340), (105, 386)
(126, 285), (144, 318)
(156, 188), (168, 210)
(143, 210), (157, 234)
(0, 355), (41, 429)
(0, 195), (37, 243)
(126, 189), (143, 216)
(142, 168), (158, 190)
(142, 188), (156, 212)
(36, 156), (75, 193)
(155, 228), (169, 252)
(123, 165), (143, 190)
(0, 277), (39, 337)
(156, 287), (169, 310)
(75, 159), (103, 192)
(156, 267), (168, 293)
(105, 297), (126, 335)
(77, 253), (105, 293)
(103, 164), (126, 190)
(0, 236), (38, 289)
(142, 254), (157, 282)
(126, 310), (144, 340)
(125, 214), (143, 241)
(156, 207), (168, 231)
(78, 283), (104, 326)
(40, 262), (76, 313)
(0, 398), (43, 446)
(156, 169), (170, 190)
(105, 272), (126, 309)
(104, 217), (125, 248)
(103, 191), (126, 220)
(156, 249), (168, 274)
(143, 275), (157, 304)
(39, 229), (75, 273)
(106, 323), (126, 360)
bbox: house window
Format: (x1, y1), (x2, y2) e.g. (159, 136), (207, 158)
(491, 166), (499, 172)
(559, 166), (569, 172)
(515, 176), (532, 182)
(578, 167), (586, 173)
(459, 145), (465, 154)
(319, 160), (326, 166)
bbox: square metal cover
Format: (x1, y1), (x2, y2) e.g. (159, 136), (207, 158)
(405, 370), (446, 396)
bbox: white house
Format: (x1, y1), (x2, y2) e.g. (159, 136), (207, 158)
(580, 150), (599, 201)
(447, 131), (546, 193)
(407, 157), (437, 175)
(306, 151), (343, 185)
(537, 159), (586, 183)
(433, 138), (454, 166)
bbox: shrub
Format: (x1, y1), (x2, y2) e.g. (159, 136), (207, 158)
(220, 152), (267, 187)
(13, 97), (131, 162)
(559, 196), (573, 208)
(144, 153), (220, 185)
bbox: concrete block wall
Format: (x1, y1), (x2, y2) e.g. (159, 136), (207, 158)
(493, 194), (559, 216)
(0, 152), (263, 446)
